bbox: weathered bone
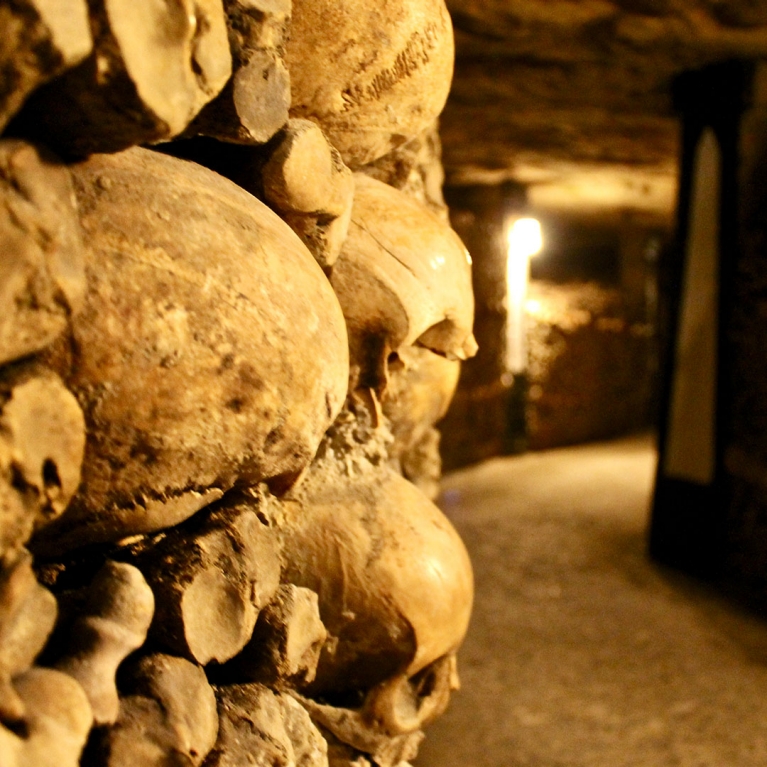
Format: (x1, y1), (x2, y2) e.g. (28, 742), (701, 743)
(360, 121), (449, 220)
(0, 368), (86, 558)
(134, 499), (281, 666)
(0, 667), (92, 767)
(285, 0), (455, 167)
(0, 0), (92, 132)
(262, 119), (355, 268)
(279, 463), (473, 697)
(186, 0), (291, 144)
(14, 0), (231, 156)
(100, 654), (218, 767)
(362, 654), (458, 736)
(294, 694), (423, 767)
(210, 683), (328, 767)
(0, 140), (85, 367)
(54, 561), (154, 726)
(383, 346), (460, 497)
(227, 583), (327, 687)
(330, 174), (476, 396)
(0, 550), (57, 723)
(31, 147), (348, 556)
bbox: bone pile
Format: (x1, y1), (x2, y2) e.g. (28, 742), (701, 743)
(0, 1), (476, 765)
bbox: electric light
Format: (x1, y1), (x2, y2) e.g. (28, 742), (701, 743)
(507, 217), (543, 259)
(505, 216), (543, 374)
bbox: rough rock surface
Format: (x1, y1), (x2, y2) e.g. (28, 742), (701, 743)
(442, 0), (767, 212)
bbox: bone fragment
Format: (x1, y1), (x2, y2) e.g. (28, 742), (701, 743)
(291, 656), (456, 767)
(0, 140), (85, 367)
(135, 500), (281, 666)
(359, 121), (448, 220)
(14, 0), (231, 156)
(227, 584), (327, 687)
(31, 147), (348, 556)
(100, 653), (218, 767)
(383, 346), (460, 498)
(285, 0), (454, 167)
(294, 695), (423, 767)
(0, 0), (92, 132)
(0, 550), (57, 723)
(262, 119), (354, 268)
(186, 0), (291, 144)
(331, 174), (476, 396)
(0, 368), (86, 558)
(54, 561), (154, 726)
(209, 683), (328, 767)
(0, 667), (92, 767)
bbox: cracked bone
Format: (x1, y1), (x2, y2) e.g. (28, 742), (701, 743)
(279, 464), (473, 697)
(134, 499), (281, 666)
(100, 654), (218, 767)
(285, 0), (454, 167)
(262, 119), (355, 268)
(292, 655), (457, 767)
(210, 682), (328, 767)
(186, 0), (291, 144)
(294, 694), (423, 767)
(0, 140), (85, 367)
(0, 550), (57, 723)
(383, 346), (460, 498)
(0, 667), (93, 767)
(14, 0), (231, 156)
(0, 367), (86, 558)
(31, 147), (348, 556)
(226, 583), (328, 687)
(0, 0), (92, 132)
(330, 174), (476, 396)
(54, 561), (154, 726)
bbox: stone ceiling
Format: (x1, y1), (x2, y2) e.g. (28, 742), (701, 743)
(441, 0), (767, 219)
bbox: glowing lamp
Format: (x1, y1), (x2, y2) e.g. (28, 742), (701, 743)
(505, 216), (542, 373)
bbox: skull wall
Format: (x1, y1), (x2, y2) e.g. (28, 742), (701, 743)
(0, 3), (476, 766)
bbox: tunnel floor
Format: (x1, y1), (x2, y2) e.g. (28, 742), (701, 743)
(415, 434), (767, 767)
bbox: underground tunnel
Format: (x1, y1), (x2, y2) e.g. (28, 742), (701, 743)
(2, 1), (767, 766)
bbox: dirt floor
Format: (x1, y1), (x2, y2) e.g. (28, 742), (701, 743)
(416, 434), (767, 767)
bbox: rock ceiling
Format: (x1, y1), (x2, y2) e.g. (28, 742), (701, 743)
(441, 0), (767, 219)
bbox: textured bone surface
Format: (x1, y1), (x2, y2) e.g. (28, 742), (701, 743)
(262, 119), (355, 267)
(187, 0), (291, 144)
(331, 174), (476, 394)
(54, 561), (154, 726)
(0, 0), (92, 132)
(0, 667), (92, 767)
(0, 550), (57, 723)
(296, 695), (423, 767)
(229, 583), (328, 687)
(100, 653), (218, 767)
(210, 682), (328, 767)
(383, 346), (460, 498)
(32, 147), (348, 555)
(0, 368), (86, 557)
(14, 0), (232, 156)
(360, 121), (448, 220)
(285, 0), (454, 167)
(0, 140), (85, 367)
(135, 498), (281, 666)
(279, 456), (473, 695)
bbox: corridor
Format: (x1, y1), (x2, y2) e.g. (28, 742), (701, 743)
(417, 435), (767, 767)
